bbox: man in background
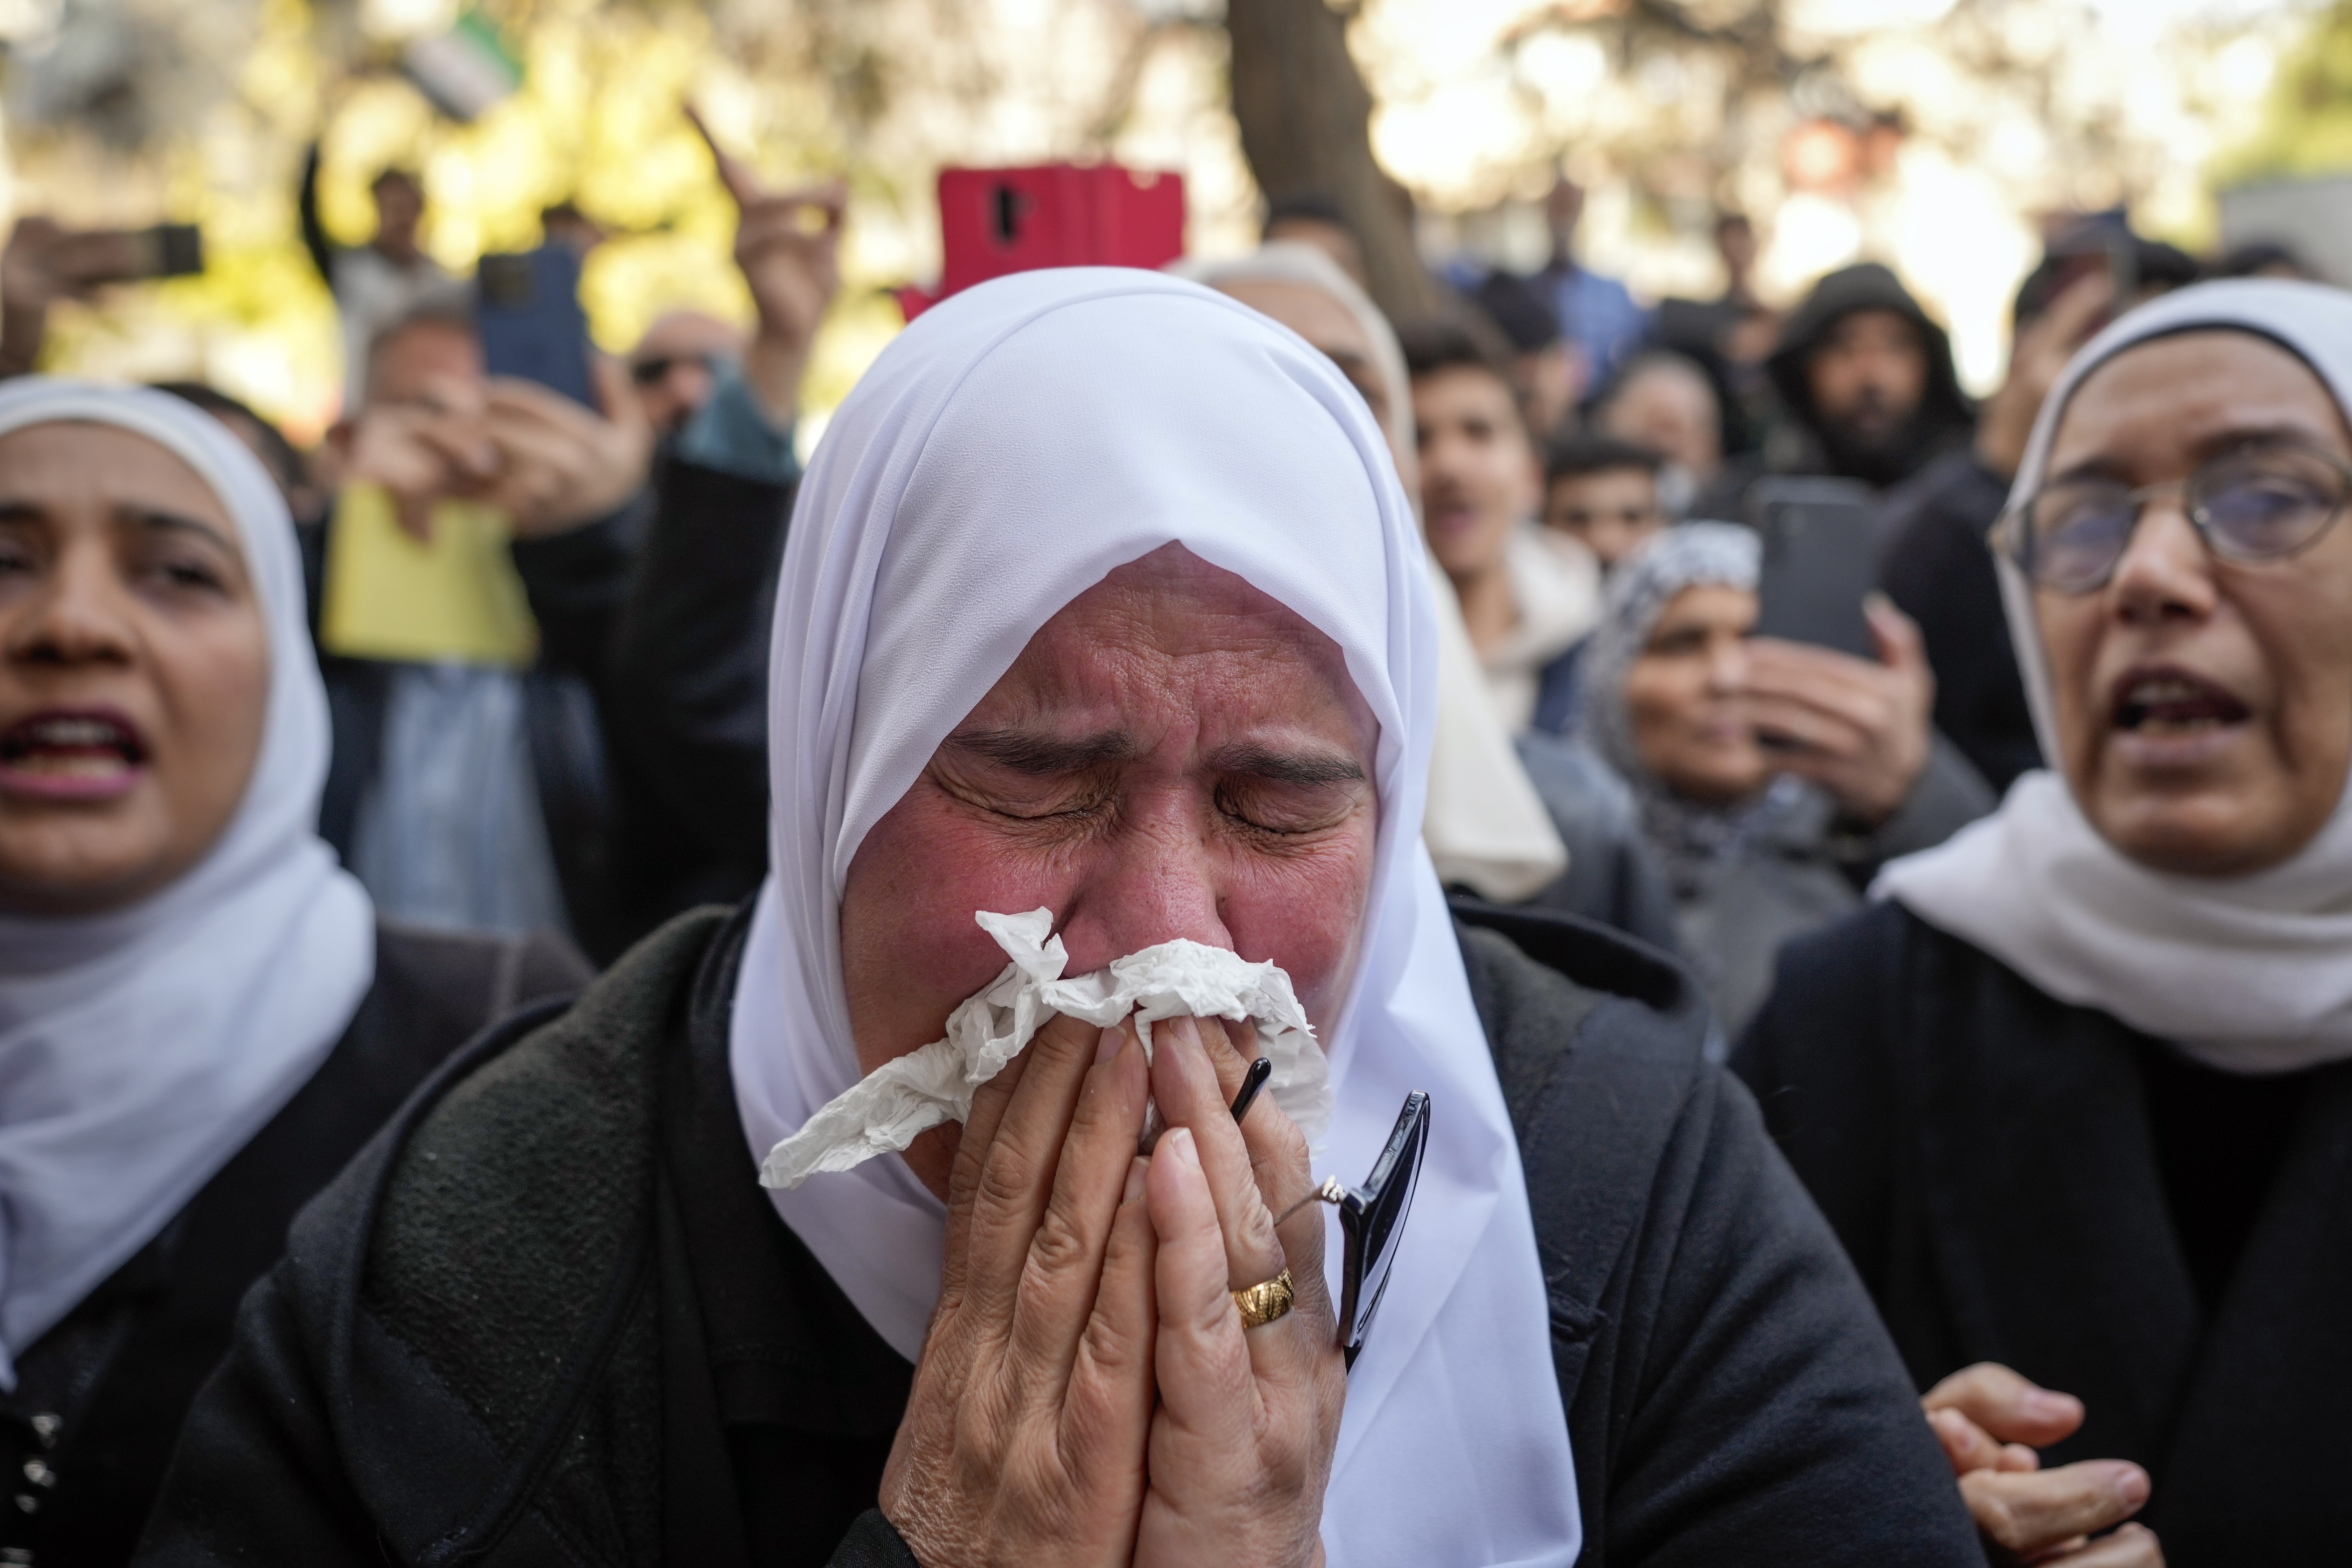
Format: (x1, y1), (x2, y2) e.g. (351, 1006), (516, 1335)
(1757, 262), (1975, 499)
(1403, 319), (1600, 739)
(299, 147), (455, 413)
(1535, 176), (1647, 392)
(1261, 189), (1368, 290)
(1543, 434), (1667, 573)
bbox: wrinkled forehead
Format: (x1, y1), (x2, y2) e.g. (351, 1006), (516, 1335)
(831, 288), (1408, 877)
(2049, 327), (2352, 470)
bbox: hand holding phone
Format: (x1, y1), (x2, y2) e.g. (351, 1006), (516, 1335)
(1744, 594), (1934, 827)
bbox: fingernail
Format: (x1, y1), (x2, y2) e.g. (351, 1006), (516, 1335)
(1096, 1026), (1122, 1064)
(2026, 1390), (2078, 1418)
(1170, 1015), (1201, 1049)
(2111, 1466), (2149, 1508)
(1164, 1126), (1198, 1169)
(1123, 1157), (1148, 1203)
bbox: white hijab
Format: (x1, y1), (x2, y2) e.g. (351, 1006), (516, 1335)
(0, 380), (374, 1382)
(1877, 279), (2352, 1074)
(1176, 243), (1571, 904)
(729, 269), (1580, 1565)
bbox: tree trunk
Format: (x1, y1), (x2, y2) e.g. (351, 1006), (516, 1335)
(1225, 0), (1442, 324)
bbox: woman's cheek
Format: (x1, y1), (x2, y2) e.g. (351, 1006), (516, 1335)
(1221, 822), (1376, 1025)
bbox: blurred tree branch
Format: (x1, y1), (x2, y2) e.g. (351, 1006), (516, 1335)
(1224, 0), (1440, 322)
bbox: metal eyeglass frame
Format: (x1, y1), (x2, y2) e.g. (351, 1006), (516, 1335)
(1994, 437), (2352, 595)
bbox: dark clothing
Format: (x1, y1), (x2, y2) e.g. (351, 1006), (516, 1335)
(1529, 638), (1584, 737)
(0, 920), (587, 1568)
(138, 901), (1977, 1566)
(605, 458), (796, 931)
(304, 500), (644, 961)
(1876, 449), (2042, 792)
(1734, 901), (2352, 1564)
(1512, 730), (1681, 955)
(1762, 264), (1974, 494)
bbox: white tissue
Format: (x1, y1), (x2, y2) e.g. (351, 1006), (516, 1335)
(760, 908), (1329, 1189)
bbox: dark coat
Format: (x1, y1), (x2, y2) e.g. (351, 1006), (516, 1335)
(1734, 900), (2352, 1564)
(1875, 449), (2042, 793)
(303, 503), (644, 961)
(0, 920), (588, 1568)
(137, 901), (1976, 1566)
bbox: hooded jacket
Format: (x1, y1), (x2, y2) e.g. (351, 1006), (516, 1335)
(1763, 263), (1974, 491)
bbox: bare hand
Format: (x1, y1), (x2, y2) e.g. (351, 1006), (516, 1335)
(1976, 270), (2114, 480)
(335, 372), (498, 541)
(879, 1012), (1160, 1566)
(1743, 594), (1934, 827)
(1922, 1363), (2162, 1566)
(477, 357), (654, 538)
(1136, 1016), (1343, 1567)
(688, 104), (843, 428)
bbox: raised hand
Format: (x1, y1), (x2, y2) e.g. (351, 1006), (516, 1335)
(1922, 1362), (2163, 1567)
(478, 356), (655, 538)
(879, 1011), (1160, 1567)
(687, 104), (844, 429)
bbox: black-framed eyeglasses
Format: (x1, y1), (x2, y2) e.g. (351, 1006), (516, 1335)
(1996, 438), (2352, 594)
(1271, 1090), (1430, 1372)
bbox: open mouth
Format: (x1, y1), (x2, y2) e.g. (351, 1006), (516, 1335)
(0, 710), (148, 797)
(2109, 668), (2251, 738)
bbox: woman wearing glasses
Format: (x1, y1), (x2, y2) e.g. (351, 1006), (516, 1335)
(1739, 280), (2352, 1566)
(145, 271), (1977, 1565)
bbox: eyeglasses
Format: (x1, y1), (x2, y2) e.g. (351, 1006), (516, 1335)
(1997, 439), (2352, 594)
(628, 352), (722, 387)
(1268, 1090), (1430, 1371)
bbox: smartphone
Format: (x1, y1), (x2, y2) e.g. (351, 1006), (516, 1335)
(54, 223), (204, 286)
(902, 163), (1185, 318)
(476, 246), (593, 407)
(1749, 477), (1879, 661)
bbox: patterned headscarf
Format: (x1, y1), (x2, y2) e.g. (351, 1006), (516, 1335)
(1575, 522), (1811, 896)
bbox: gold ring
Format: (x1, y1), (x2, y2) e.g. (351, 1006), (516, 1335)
(1231, 1268), (1295, 1329)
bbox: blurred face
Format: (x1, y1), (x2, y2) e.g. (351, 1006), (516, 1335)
(0, 423), (270, 915)
(371, 176), (424, 252)
(1213, 277), (1395, 467)
(1625, 583), (1768, 806)
(840, 544), (1380, 1196)
(1807, 308), (1927, 446)
(1599, 364), (1721, 481)
(364, 318), (484, 414)
(1413, 365), (1539, 586)
(1717, 219), (1757, 281)
(629, 310), (748, 434)
(2035, 331), (2352, 876)
(1544, 468), (1664, 568)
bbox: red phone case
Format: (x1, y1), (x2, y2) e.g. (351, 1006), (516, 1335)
(900, 163), (1185, 320)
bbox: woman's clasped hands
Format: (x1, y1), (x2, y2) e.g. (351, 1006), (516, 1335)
(880, 1009), (1347, 1568)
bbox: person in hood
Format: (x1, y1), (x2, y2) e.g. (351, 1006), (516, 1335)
(1739, 279), (2352, 1566)
(140, 268), (1978, 1568)
(1759, 262), (1974, 496)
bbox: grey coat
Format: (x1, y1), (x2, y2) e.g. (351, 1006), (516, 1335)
(1673, 737), (1993, 1040)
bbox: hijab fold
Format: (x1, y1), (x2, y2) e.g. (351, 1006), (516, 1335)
(0, 381), (374, 1383)
(1876, 280), (2352, 1074)
(728, 269), (1580, 1564)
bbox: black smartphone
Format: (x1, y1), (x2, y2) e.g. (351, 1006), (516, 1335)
(476, 246), (593, 407)
(1748, 476), (1879, 660)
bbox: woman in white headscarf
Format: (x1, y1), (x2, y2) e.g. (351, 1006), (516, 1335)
(142, 270), (1976, 1567)
(1739, 279), (2352, 1566)
(0, 379), (584, 1566)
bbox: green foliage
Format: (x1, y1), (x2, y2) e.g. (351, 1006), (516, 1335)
(2216, 2), (2352, 186)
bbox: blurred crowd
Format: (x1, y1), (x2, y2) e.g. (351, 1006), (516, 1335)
(0, 106), (2345, 1568)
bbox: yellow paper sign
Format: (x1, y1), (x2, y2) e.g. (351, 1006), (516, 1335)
(318, 483), (539, 669)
